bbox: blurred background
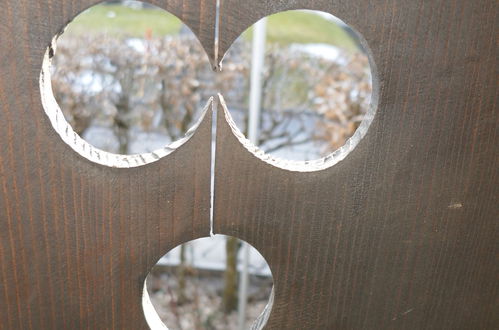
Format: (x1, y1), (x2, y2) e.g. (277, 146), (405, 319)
(50, 1), (372, 329)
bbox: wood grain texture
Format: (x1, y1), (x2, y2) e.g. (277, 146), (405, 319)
(0, 2), (214, 329)
(214, 0), (498, 329)
(0, 0), (498, 329)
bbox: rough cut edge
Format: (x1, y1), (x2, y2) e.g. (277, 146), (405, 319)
(250, 286), (274, 330)
(40, 41), (212, 168)
(141, 235), (274, 330)
(216, 8), (380, 172)
(142, 284), (274, 330)
(143, 283), (169, 330)
(218, 93), (377, 172)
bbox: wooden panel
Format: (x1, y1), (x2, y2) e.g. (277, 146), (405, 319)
(0, 1), (214, 329)
(0, 0), (498, 329)
(214, 0), (498, 329)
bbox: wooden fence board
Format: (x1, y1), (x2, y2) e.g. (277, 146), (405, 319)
(0, 0), (497, 329)
(0, 3), (213, 326)
(214, 1), (498, 329)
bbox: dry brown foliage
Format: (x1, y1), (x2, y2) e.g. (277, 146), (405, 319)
(51, 33), (371, 159)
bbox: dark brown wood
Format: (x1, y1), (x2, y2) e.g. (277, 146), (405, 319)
(214, 0), (499, 329)
(0, 0), (498, 329)
(0, 2), (214, 329)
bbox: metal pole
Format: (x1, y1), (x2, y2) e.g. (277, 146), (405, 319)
(247, 18), (267, 145)
(238, 17), (267, 330)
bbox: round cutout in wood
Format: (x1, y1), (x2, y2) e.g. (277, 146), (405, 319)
(39, 0), (214, 167)
(218, 10), (378, 171)
(143, 236), (274, 329)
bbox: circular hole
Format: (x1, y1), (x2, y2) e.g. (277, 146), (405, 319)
(219, 10), (376, 170)
(41, 0), (214, 167)
(143, 236), (274, 329)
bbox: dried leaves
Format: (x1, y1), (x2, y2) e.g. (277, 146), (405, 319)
(51, 33), (371, 158)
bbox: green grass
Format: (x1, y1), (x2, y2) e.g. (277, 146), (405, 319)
(64, 4), (359, 51)
(243, 11), (359, 52)
(63, 4), (182, 38)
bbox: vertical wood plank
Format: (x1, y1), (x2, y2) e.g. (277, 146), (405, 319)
(214, 0), (498, 328)
(0, 2), (215, 328)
